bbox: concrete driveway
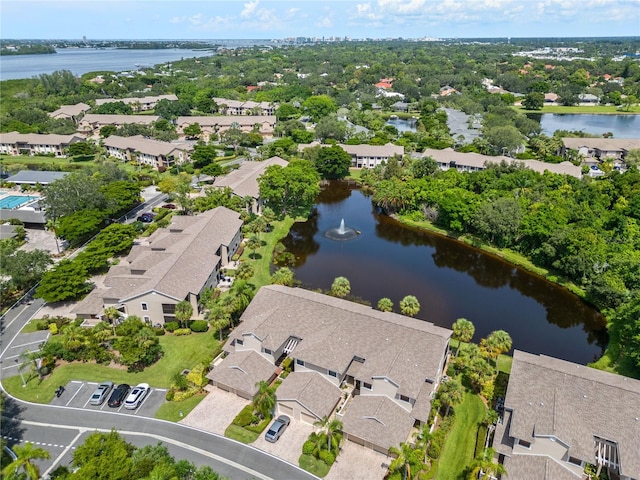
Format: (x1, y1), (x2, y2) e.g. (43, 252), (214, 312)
(326, 440), (390, 480)
(179, 386), (249, 435)
(252, 418), (314, 466)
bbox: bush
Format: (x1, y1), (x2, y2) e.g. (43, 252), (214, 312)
(186, 364), (208, 387)
(174, 328), (192, 336)
(233, 405), (254, 427)
(153, 327), (165, 336)
(189, 320), (209, 333)
(164, 321), (179, 332)
(36, 321), (49, 331)
(318, 449), (335, 466)
(48, 323), (58, 335)
(302, 440), (316, 455)
(173, 388), (198, 402)
(244, 415), (272, 434)
(165, 388), (175, 401)
(281, 356), (294, 372)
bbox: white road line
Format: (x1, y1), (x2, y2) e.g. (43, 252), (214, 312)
(41, 429), (85, 479)
(70, 380), (83, 384)
(3, 352), (39, 361)
(2, 364), (20, 371)
(134, 390), (152, 415)
(65, 384), (84, 406)
(10, 339), (47, 349)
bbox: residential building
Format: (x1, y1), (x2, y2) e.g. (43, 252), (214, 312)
(4, 170), (69, 186)
(212, 98), (278, 116)
(421, 148), (583, 178)
(94, 94), (178, 111)
(211, 156), (288, 213)
(176, 116), (277, 140)
(78, 114), (160, 135)
(560, 138), (640, 164)
(72, 207), (243, 324)
(48, 103), (91, 123)
(207, 285), (451, 453)
(0, 132), (84, 157)
(493, 350), (640, 480)
(102, 135), (192, 170)
(297, 142), (404, 168)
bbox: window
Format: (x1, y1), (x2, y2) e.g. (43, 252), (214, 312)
(328, 370), (337, 378)
(518, 440), (531, 449)
(141, 302), (148, 311)
(296, 359), (305, 366)
(399, 394), (410, 403)
(263, 348), (272, 355)
(143, 316), (150, 324)
(236, 339), (244, 346)
(363, 382), (372, 390)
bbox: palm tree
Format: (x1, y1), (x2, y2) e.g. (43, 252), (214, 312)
(481, 330), (512, 371)
(388, 442), (420, 480)
(330, 277), (351, 298)
(313, 416), (343, 453)
(235, 262), (254, 280)
(230, 280), (255, 313)
(437, 377), (464, 417)
(2, 442), (51, 480)
(400, 295), (420, 317)
(174, 300), (193, 328)
(206, 303), (231, 341)
(415, 423), (433, 464)
(45, 218), (60, 254)
(452, 318), (475, 356)
(377, 297), (394, 312)
(103, 306), (121, 335)
(246, 235), (262, 259)
(18, 349), (44, 385)
(253, 380), (276, 420)
(271, 267), (294, 286)
(467, 447), (506, 480)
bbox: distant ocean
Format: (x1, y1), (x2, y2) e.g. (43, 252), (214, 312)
(0, 40), (274, 80)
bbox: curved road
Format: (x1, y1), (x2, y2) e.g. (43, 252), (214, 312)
(0, 298), (317, 480)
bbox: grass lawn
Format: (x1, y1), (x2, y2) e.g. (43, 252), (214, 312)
(516, 105), (640, 114)
(1, 155), (95, 169)
(2, 332), (221, 403)
(436, 392), (486, 480)
(155, 392), (207, 422)
(497, 354), (513, 374)
(224, 424), (259, 444)
(21, 318), (44, 333)
(299, 454), (330, 478)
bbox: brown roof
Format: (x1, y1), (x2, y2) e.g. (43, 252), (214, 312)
(276, 372), (342, 420)
(505, 350), (640, 478)
(103, 135), (192, 157)
(561, 137), (640, 152)
(176, 115), (276, 128)
(229, 285), (451, 400)
(341, 395), (414, 451)
(0, 132), (83, 146)
(48, 103), (91, 118)
(212, 157), (288, 199)
(206, 350), (277, 398)
(502, 455), (579, 480)
(95, 94), (177, 106)
(80, 114), (160, 126)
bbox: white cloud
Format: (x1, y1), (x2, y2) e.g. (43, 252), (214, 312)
(316, 16), (333, 28)
(241, 0), (260, 19)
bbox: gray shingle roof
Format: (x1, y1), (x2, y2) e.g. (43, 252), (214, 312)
(176, 116), (276, 128)
(80, 114), (160, 126)
(0, 133), (83, 149)
(230, 285), (451, 400)
(206, 350), (276, 398)
(276, 372), (342, 420)
(212, 157), (288, 199)
(341, 395), (414, 451)
(561, 137), (640, 152)
(505, 350), (640, 478)
(502, 455), (579, 480)
(48, 103), (91, 118)
(103, 135), (192, 157)
(4, 170), (69, 185)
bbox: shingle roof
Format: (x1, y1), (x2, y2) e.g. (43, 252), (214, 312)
(206, 350), (276, 398)
(0, 133), (83, 147)
(230, 285), (451, 400)
(177, 116), (276, 128)
(4, 170), (69, 185)
(502, 455), (579, 480)
(422, 148), (582, 178)
(95, 94), (177, 106)
(297, 143), (404, 158)
(276, 372), (342, 420)
(505, 350), (640, 478)
(103, 135), (192, 157)
(341, 395), (414, 451)
(561, 137), (640, 152)
(80, 114), (160, 126)
(212, 156), (288, 199)
(48, 103), (91, 118)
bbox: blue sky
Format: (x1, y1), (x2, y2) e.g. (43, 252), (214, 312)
(2, 0), (639, 40)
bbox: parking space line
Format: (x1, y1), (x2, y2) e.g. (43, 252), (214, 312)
(70, 380), (83, 384)
(3, 352), (39, 361)
(41, 430), (84, 479)
(2, 363), (20, 371)
(134, 390), (152, 415)
(10, 340), (46, 349)
(65, 383), (84, 406)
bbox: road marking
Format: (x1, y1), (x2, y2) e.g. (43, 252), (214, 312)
(3, 352), (40, 361)
(1, 363), (20, 371)
(134, 390), (152, 415)
(65, 383), (84, 406)
(10, 339), (46, 349)
(41, 429), (85, 479)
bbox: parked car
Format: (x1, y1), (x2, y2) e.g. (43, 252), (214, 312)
(265, 415), (290, 443)
(136, 213), (155, 223)
(90, 381), (113, 406)
(124, 383), (150, 410)
(107, 384), (130, 408)
(161, 203), (177, 209)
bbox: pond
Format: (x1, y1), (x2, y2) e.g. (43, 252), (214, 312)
(530, 113), (640, 139)
(281, 181), (607, 365)
(385, 117), (417, 132)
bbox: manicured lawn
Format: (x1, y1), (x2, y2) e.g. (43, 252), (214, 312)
(435, 392), (486, 480)
(516, 105), (640, 114)
(2, 332), (221, 403)
(299, 454), (330, 478)
(21, 318), (44, 333)
(497, 353), (513, 374)
(224, 424), (259, 444)
(155, 392), (207, 422)
(1, 154), (94, 168)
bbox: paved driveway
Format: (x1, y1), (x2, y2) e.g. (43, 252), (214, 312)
(179, 386), (249, 435)
(326, 440), (390, 480)
(252, 418), (314, 466)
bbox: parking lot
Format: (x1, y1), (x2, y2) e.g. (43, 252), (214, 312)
(49, 380), (166, 417)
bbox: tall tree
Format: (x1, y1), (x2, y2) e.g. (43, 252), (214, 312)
(467, 447), (506, 480)
(452, 318), (475, 356)
(314, 144), (352, 179)
(258, 160), (320, 216)
(330, 276), (351, 298)
(400, 295), (420, 317)
(2, 442), (51, 480)
(377, 297), (394, 312)
(481, 330), (513, 370)
(437, 378), (464, 417)
(253, 380), (276, 420)
(388, 442), (421, 480)
(174, 300), (193, 328)
(313, 416), (343, 453)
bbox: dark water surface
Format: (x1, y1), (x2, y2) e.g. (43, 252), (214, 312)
(530, 113), (640, 139)
(282, 181), (607, 365)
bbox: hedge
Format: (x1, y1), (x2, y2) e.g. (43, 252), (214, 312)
(164, 321), (179, 332)
(189, 320), (209, 332)
(174, 328), (192, 336)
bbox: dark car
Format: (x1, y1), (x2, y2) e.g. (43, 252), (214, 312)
(107, 384), (130, 408)
(265, 415), (290, 443)
(136, 213), (155, 223)
(161, 203), (177, 209)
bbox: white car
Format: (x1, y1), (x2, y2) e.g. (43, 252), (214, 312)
(124, 383), (150, 410)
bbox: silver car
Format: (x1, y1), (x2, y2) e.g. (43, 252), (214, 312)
(90, 381), (113, 405)
(265, 415), (290, 443)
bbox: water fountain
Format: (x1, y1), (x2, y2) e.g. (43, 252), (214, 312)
(324, 218), (359, 241)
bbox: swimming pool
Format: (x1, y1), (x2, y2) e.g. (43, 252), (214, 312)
(0, 195), (39, 209)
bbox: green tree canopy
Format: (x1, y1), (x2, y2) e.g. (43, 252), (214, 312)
(314, 144), (352, 180)
(258, 160), (320, 216)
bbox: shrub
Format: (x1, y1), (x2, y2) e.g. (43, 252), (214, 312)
(318, 450), (335, 466)
(186, 364), (208, 387)
(36, 321), (49, 331)
(166, 388), (175, 401)
(164, 321), (179, 332)
(281, 356), (294, 372)
(153, 327), (165, 336)
(48, 323), (58, 335)
(245, 415), (272, 434)
(233, 405), (254, 427)
(174, 328), (192, 336)
(173, 388), (198, 402)
(189, 320), (209, 333)
(302, 440), (316, 455)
